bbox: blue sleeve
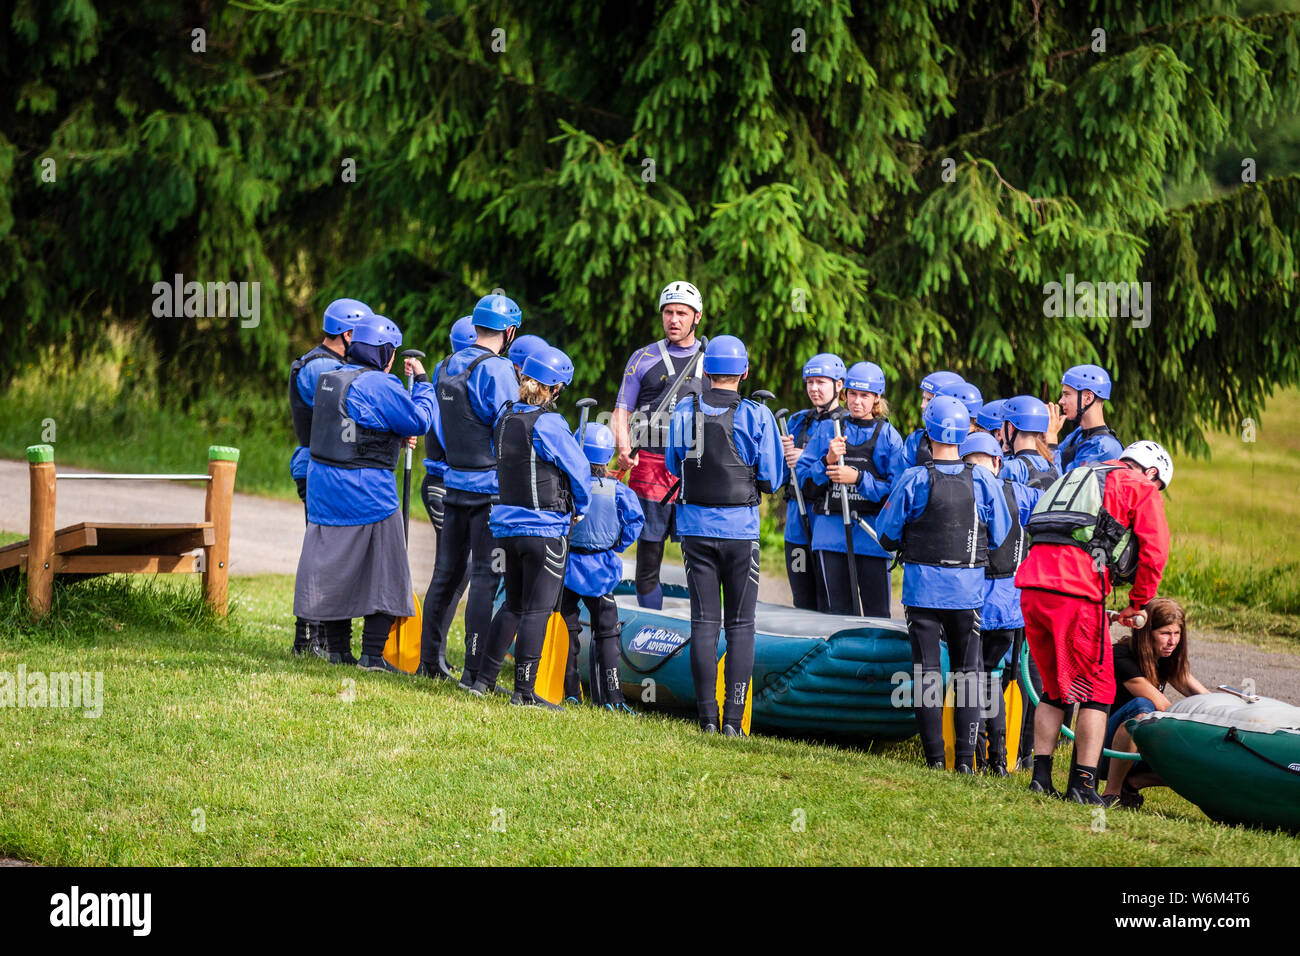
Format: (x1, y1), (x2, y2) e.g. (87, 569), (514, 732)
(1001, 457), (1026, 485)
(976, 469), (1012, 548)
(1016, 483), (1041, 521)
(875, 468), (925, 553)
(471, 357), (520, 426)
(1097, 434), (1124, 461)
(901, 430), (919, 471)
(857, 423), (904, 503)
(754, 404), (787, 494)
(297, 357), (339, 406)
(664, 402), (693, 477)
(1053, 432), (1072, 472)
(535, 412), (593, 516)
(797, 427), (831, 489)
(615, 483), (646, 550)
(351, 374), (437, 437)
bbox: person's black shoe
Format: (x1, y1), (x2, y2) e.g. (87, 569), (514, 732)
(510, 691), (564, 712)
(700, 724), (718, 735)
(415, 661), (457, 681)
(1119, 781), (1145, 809)
(927, 759), (947, 770)
(291, 644), (311, 657)
(326, 651), (358, 666)
(357, 654), (403, 674)
(1101, 792), (1121, 808)
(721, 723), (747, 738)
(1028, 779), (1060, 798)
(464, 680), (487, 697)
(985, 761), (1010, 778)
(955, 763), (975, 775)
(1065, 784), (1107, 806)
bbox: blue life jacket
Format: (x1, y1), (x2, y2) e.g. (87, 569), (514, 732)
(571, 476), (620, 553)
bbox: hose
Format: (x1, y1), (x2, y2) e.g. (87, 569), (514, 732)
(1018, 642), (1140, 762)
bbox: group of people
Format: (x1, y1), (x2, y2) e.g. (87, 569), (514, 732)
(287, 278), (1190, 806)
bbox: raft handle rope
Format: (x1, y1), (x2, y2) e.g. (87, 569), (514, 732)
(57, 473), (211, 481)
(1018, 641), (1140, 762)
(1223, 727), (1300, 777)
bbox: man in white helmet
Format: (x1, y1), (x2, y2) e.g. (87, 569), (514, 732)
(611, 280), (706, 608)
(1015, 439), (1172, 804)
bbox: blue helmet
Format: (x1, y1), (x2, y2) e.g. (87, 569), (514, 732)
(323, 298), (372, 336)
(703, 335), (748, 375)
(803, 353), (846, 382)
(920, 370), (963, 396)
(845, 361), (886, 395)
(450, 316), (477, 352)
(508, 334), (550, 368)
(1002, 395), (1050, 432)
(976, 398), (1006, 432)
(351, 314), (402, 348)
(939, 380), (983, 418)
(472, 293), (522, 330)
(522, 345), (573, 388)
(1062, 364), (1111, 400)
(575, 421), (616, 465)
(923, 395), (970, 445)
(959, 432), (1004, 461)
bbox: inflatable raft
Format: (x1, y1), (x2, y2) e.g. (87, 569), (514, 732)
(1129, 693), (1300, 833)
(572, 562), (947, 741)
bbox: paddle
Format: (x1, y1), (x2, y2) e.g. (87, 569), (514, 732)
(535, 396), (598, 705)
(383, 348), (426, 673)
(777, 408), (814, 543)
(831, 417), (862, 616)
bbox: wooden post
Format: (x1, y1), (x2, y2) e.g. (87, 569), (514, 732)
(26, 444), (57, 620)
(202, 445), (239, 617)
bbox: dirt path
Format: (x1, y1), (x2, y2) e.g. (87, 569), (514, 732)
(2, 458), (1296, 704)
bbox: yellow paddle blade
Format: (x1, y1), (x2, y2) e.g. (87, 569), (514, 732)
(534, 611), (568, 705)
(1004, 678), (1024, 769)
(942, 677), (957, 769)
(383, 592), (423, 674)
(714, 651), (753, 735)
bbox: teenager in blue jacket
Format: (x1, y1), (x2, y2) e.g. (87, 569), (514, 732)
(998, 395), (1061, 491)
(473, 346), (593, 708)
(419, 294), (522, 685)
(293, 314), (438, 668)
(560, 421), (645, 711)
(1047, 364), (1123, 472)
(287, 297), (370, 656)
(901, 370), (964, 468)
(959, 431), (1041, 776)
(779, 354), (848, 610)
(797, 362), (904, 616)
(664, 335), (786, 736)
(876, 395), (1012, 772)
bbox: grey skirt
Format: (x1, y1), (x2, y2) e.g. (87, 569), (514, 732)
(293, 510), (415, 620)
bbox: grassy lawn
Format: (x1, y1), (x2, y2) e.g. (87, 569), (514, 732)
(1, 573), (1297, 866)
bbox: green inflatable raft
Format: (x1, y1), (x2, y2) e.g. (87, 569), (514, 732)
(572, 562), (951, 741)
(1129, 693), (1300, 833)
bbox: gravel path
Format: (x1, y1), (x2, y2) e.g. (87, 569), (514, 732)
(2, 458), (1296, 704)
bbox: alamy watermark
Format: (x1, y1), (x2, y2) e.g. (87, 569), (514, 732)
(1042, 273), (1151, 328)
(0, 665), (103, 718)
(151, 273), (260, 328)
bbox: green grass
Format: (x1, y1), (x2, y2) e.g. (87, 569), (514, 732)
(1, 573), (1297, 866)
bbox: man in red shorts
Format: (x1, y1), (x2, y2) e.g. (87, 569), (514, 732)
(1016, 440), (1173, 804)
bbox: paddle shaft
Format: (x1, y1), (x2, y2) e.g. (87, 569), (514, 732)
(400, 349), (425, 542)
(832, 418), (862, 616)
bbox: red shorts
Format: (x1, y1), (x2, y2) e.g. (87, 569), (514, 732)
(1020, 589), (1115, 706)
(628, 452), (677, 503)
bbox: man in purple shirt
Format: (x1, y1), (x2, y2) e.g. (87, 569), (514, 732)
(610, 280), (706, 609)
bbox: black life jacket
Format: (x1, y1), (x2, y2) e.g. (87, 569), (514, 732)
(632, 340), (705, 456)
(1059, 424), (1121, 471)
(786, 405), (847, 505)
(1014, 450), (1060, 491)
(289, 344), (343, 447)
(494, 407), (574, 513)
(436, 348), (500, 472)
(819, 418), (888, 518)
(678, 391), (760, 508)
(308, 366), (402, 470)
(986, 478), (1025, 579)
(571, 476), (619, 553)
(899, 462), (989, 568)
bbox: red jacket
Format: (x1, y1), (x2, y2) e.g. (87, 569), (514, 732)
(1016, 461), (1170, 605)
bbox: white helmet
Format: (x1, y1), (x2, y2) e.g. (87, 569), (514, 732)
(1120, 440), (1173, 489)
(658, 280), (702, 315)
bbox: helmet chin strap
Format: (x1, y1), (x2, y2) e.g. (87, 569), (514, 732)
(813, 385), (842, 417)
(1067, 391), (1096, 426)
